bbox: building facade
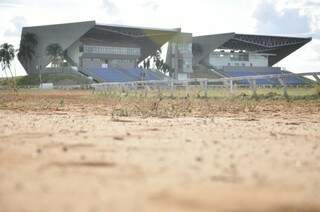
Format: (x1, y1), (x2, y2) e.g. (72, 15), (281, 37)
(19, 21), (312, 82)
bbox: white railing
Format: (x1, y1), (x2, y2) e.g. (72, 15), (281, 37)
(1, 72), (319, 96)
(89, 71), (320, 97)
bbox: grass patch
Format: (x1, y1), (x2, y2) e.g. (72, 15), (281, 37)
(12, 73), (93, 86)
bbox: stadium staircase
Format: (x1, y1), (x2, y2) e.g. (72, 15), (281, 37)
(191, 64), (224, 79)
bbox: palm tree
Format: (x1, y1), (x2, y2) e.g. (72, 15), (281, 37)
(46, 43), (64, 67)
(152, 50), (164, 70)
(0, 43), (15, 75)
(18, 32), (38, 72)
(0, 43), (16, 90)
(152, 49), (173, 76)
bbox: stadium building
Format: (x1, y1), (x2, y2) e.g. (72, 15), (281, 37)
(19, 21), (312, 84)
(190, 33), (312, 84)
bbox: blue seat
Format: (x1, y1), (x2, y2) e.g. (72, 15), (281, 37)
(82, 68), (165, 82)
(219, 68), (304, 85)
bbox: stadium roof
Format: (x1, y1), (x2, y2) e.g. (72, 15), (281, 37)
(193, 33), (312, 66)
(20, 21), (180, 74)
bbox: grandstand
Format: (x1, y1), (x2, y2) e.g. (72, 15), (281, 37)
(19, 21), (179, 83)
(191, 33), (312, 85)
(80, 68), (166, 83)
(19, 21), (313, 85)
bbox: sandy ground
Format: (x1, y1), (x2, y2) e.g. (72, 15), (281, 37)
(0, 91), (320, 212)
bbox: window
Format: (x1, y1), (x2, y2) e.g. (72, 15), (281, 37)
(83, 45), (141, 56)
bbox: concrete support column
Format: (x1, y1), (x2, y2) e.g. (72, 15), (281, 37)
(312, 74), (320, 83)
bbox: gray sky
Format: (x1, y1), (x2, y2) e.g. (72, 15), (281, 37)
(0, 0), (319, 76)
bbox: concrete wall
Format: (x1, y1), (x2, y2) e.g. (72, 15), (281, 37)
(20, 21), (95, 74)
(67, 41), (81, 66)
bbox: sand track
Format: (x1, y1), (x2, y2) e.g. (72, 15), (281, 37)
(0, 91), (320, 212)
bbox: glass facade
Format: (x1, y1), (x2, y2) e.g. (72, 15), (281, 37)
(171, 43), (193, 73)
(212, 52), (249, 61)
(171, 43), (192, 56)
(83, 45), (141, 56)
(110, 59), (136, 69)
(209, 51), (268, 68)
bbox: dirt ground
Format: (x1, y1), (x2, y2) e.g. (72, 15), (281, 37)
(0, 90), (320, 212)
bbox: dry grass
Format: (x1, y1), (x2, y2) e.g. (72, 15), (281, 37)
(0, 88), (319, 119)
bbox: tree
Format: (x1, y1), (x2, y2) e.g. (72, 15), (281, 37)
(152, 50), (165, 70)
(151, 49), (174, 77)
(192, 43), (202, 56)
(46, 43), (63, 67)
(0, 43), (16, 90)
(146, 58), (151, 70)
(46, 43), (64, 67)
(18, 32), (38, 71)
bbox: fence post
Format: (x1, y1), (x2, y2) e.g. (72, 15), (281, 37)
(278, 78), (288, 97)
(250, 79), (257, 97)
(229, 80), (233, 94)
(170, 80), (174, 98)
(204, 80), (208, 98)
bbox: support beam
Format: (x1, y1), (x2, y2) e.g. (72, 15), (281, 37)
(312, 74), (320, 82)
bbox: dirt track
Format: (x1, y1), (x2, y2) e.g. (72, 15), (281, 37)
(0, 91), (320, 212)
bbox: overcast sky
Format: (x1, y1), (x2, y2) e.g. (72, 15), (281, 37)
(0, 0), (319, 76)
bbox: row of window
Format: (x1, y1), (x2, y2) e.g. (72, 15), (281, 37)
(111, 59), (136, 64)
(230, 54), (249, 61)
(83, 45), (141, 56)
(226, 63), (254, 67)
(171, 43), (192, 54)
(211, 53), (249, 61)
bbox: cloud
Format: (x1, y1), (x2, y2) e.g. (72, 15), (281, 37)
(3, 16), (27, 37)
(304, 0), (320, 7)
(101, 0), (118, 14)
(141, 1), (159, 11)
(0, 0), (23, 8)
(0, 0), (22, 4)
(254, 1), (312, 35)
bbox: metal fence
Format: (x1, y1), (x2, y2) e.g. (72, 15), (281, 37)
(91, 72), (320, 97)
(1, 72), (319, 97)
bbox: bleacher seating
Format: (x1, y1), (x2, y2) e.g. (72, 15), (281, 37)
(81, 68), (166, 83)
(216, 67), (305, 85)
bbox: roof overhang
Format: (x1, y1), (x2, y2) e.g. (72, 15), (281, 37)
(82, 24), (180, 61)
(193, 33), (312, 66)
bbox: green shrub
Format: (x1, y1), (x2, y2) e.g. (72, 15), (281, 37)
(316, 84), (320, 96)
